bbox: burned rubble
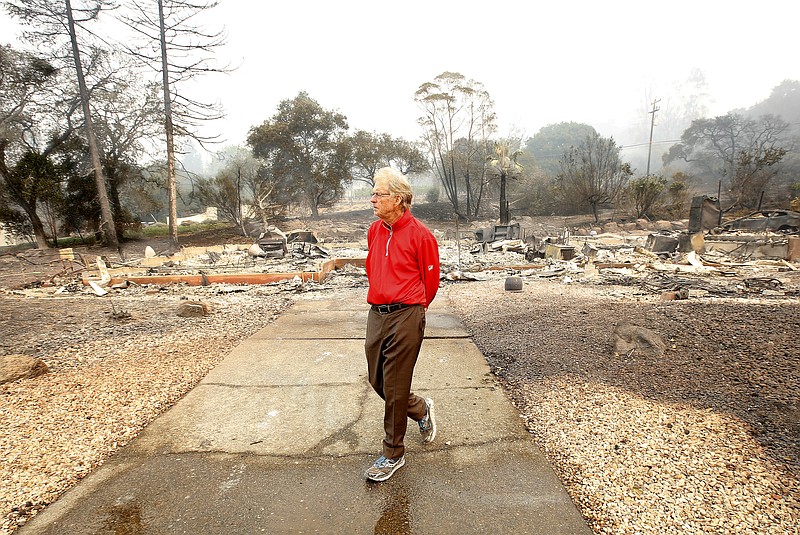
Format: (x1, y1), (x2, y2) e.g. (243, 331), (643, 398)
(1, 204), (797, 304)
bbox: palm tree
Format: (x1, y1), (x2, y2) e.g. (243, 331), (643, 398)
(489, 140), (523, 224)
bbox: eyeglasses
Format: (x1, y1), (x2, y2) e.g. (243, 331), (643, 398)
(371, 192), (394, 198)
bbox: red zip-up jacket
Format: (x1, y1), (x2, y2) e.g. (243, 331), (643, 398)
(366, 209), (440, 308)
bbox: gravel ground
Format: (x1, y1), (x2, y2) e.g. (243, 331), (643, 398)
(0, 282), (298, 533)
(446, 277), (799, 535)
(1, 217), (799, 534)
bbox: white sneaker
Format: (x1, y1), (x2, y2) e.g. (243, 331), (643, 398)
(418, 398), (437, 444)
(365, 455), (405, 482)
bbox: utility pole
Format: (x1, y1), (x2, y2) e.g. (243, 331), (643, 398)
(646, 98), (660, 176)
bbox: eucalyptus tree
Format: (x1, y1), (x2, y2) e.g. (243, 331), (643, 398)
(4, 0), (120, 247)
(415, 71), (496, 220)
(120, 0), (227, 248)
(248, 92), (352, 218)
(557, 132), (633, 222)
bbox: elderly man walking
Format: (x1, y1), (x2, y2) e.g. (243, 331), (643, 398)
(363, 167), (441, 482)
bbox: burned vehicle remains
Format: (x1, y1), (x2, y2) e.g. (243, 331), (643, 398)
(719, 210), (800, 233)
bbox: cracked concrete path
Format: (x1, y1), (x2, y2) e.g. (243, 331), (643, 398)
(21, 291), (591, 534)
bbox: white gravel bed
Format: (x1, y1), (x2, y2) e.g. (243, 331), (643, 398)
(444, 278), (799, 535)
(517, 380), (796, 534)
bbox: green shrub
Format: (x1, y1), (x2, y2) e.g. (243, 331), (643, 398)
(424, 186), (440, 203)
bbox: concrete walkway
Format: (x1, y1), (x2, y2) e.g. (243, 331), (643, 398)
(21, 291), (591, 534)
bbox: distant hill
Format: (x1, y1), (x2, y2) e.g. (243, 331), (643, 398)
(739, 79), (800, 135)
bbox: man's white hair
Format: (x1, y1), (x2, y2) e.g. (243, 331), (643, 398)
(374, 167), (412, 209)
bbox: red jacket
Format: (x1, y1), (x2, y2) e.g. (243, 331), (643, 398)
(366, 210), (440, 308)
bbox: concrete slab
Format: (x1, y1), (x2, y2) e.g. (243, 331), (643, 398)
(24, 443), (587, 535)
(129, 382), (372, 455)
(20, 293), (592, 535)
(131, 358), (524, 457)
(200, 338), (485, 389)
(424, 308), (471, 338)
(201, 338), (369, 385)
(128, 380), (523, 459)
(413, 339), (494, 389)
(250, 308), (368, 339)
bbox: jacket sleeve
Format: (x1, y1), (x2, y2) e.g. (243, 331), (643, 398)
(418, 233), (441, 308)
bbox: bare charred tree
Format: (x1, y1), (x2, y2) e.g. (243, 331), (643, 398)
(557, 132), (633, 223)
(121, 0), (227, 249)
(415, 71), (496, 220)
(64, 0), (118, 247)
(5, 0), (120, 248)
(87, 61), (164, 236)
(195, 146), (260, 236)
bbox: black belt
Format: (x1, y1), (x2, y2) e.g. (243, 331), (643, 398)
(371, 303), (410, 314)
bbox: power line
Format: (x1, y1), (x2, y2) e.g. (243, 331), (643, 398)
(620, 139), (681, 149)
(526, 140), (682, 159)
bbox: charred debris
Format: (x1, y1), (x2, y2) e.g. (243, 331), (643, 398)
(6, 200), (800, 301)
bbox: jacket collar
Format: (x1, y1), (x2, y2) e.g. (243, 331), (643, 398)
(381, 209), (412, 230)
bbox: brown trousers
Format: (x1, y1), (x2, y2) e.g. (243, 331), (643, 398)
(365, 305), (428, 459)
